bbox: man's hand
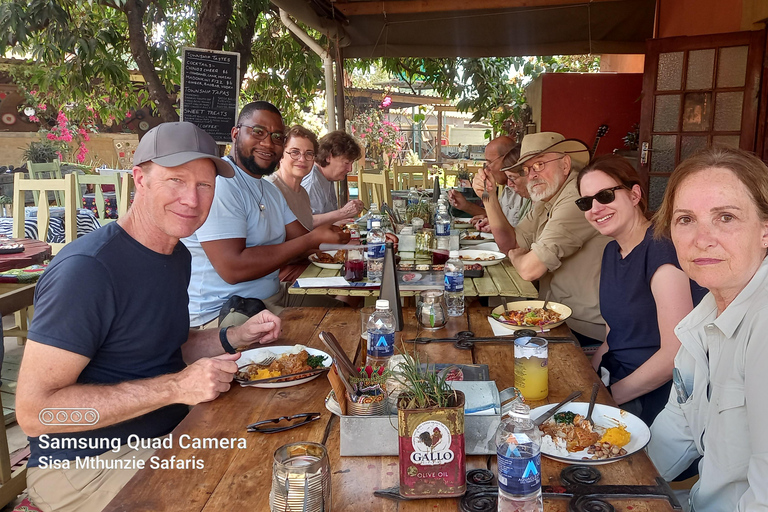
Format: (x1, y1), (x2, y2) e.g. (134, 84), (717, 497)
(472, 168), (497, 198)
(231, 310), (282, 350)
(311, 223), (351, 246)
(385, 232), (399, 253)
(339, 199), (364, 218)
(174, 353), (241, 405)
(471, 215), (492, 233)
(448, 189), (470, 210)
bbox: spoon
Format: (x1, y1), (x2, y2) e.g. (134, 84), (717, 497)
(533, 390), (582, 426)
(585, 382), (600, 427)
(542, 289), (552, 311)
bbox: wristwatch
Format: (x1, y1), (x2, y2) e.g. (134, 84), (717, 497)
(219, 326), (237, 354)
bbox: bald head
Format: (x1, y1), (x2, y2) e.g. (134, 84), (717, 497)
(484, 136), (517, 185)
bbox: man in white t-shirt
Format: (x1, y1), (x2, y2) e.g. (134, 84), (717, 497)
(183, 102), (349, 326)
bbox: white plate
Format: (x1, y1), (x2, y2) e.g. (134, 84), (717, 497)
(458, 249), (506, 266)
(309, 251), (343, 270)
(490, 300), (572, 331)
(531, 402), (651, 465)
(453, 217), (474, 229)
(235, 345), (332, 388)
(401, 272), (422, 283)
(459, 232), (495, 246)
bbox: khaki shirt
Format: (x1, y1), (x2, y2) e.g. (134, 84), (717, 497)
(515, 172), (609, 340)
(649, 256), (768, 512)
(266, 174), (314, 231)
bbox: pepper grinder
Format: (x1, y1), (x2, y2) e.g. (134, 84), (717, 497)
(379, 241), (403, 331)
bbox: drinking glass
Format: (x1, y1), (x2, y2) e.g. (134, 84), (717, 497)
(514, 337), (548, 400)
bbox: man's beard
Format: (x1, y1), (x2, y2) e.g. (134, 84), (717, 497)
(527, 173), (565, 202)
(235, 139), (278, 176)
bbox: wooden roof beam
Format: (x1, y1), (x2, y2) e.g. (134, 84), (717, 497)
(332, 0), (620, 17)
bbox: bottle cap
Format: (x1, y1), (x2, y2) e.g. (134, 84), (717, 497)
(376, 299), (389, 309)
(449, 250), (459, 258)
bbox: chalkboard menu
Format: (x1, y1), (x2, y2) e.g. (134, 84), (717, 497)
(181, 47), (240, 143)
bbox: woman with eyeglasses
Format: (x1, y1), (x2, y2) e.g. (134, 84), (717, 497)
(265, 125), (318, 230)
(576, 154), (705, 425)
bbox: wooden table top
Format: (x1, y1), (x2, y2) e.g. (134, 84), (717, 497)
(103, 306), (671, 512)
(288, 259), (538, 298)
(0, 238), (51, 272)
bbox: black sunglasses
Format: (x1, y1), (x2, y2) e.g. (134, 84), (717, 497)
(246, 412), (321, 434)
(575, 186), (626, 212)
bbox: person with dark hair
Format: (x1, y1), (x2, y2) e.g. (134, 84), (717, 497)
(266, 125), (318, 230)
(576, 154), (705, 425)
(474, 132), (610, 346)
(301, 130), (365, 226)
(183, 102), (349, 326)
(647, 146), (768, 511)
(17, 122), (282, 512)
(448, 137), (529, 228)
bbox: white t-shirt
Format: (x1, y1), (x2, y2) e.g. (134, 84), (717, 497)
(183, 158), (297, 326)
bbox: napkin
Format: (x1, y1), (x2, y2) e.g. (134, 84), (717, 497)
(487, 316), (550, 336)
(296, 277), (349, 288)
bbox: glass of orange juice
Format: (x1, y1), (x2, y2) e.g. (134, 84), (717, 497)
(514, 337), (548, 401)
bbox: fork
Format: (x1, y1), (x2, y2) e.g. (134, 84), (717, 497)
(542, 290), (552, 311)
(253, 356), (276, 366)
(481, 175), (491, 203)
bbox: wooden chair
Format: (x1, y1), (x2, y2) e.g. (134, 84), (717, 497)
(12, 173), (78, 256)
(0, 393), (26, 508)
(364, 170), (393, 208)
(118, 173), (134, 217)
(26, 159), (63, 206)
(393, 165), (429, 189)
(77, 173), (122, 224)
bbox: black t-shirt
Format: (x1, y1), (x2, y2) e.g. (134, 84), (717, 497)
(28, 222), (191, 466)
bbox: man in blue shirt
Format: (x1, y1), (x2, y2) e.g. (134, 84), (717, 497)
(16, 122), (283, 512)
(184, 102), (350, 326)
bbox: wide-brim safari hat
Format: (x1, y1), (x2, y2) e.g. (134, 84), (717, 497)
(512, 132), (590, 171)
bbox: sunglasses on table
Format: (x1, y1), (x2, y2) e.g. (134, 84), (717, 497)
(575, 186), (626, 212)
(238, 124), (286, 145)
(246, 412), (321, 434)
(284, 149), (316, 161)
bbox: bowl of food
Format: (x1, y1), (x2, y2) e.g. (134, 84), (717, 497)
(490, 300), (572, 331)
(459, 232), (495, 246)
(308, 250), (346, 270)
(235, 345), (331, 388)
(532, 402), (650, 465)
(457, 249), (506, 267)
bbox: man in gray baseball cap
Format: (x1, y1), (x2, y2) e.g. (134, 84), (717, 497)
(17, 121), (282, 512)
(133, 121), (233, 178)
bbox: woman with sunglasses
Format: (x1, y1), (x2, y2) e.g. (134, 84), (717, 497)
(576, 154), (705, 425)
(265, 125), (318, 230)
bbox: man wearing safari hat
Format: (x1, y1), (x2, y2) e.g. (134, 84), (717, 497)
(473, 132), (610, 345)
(16, 122), (282, 512)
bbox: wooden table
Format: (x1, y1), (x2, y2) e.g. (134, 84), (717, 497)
(104, 306), (671, 512)
(288, 259), (538, 298)
(0, 238), (50, 273)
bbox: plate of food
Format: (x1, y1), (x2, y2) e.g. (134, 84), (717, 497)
(0, 243), (24, 255)
(491, 300), (571, 331)
(309, 250), (345, 270)
(531, 402), (650, 465)
(457, 249), (506, 267)
(453, 218), (474, 229)
(234, 345), (331, 388)
(459, 232), (495, 246)
(401, 272), (423, 283)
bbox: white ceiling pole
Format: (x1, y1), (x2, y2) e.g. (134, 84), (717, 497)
(279, 9), (336, 132)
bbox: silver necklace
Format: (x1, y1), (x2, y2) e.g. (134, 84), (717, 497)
(228, 156), (266, 213)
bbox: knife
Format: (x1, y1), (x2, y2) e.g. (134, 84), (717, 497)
(533, 390), (582, 426)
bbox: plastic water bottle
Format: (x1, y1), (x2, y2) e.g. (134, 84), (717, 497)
(495, 403), (543, 512)
(433, 204), (451, 264)
(407, 187), (419, 207)
(367, 203), (382, 230)
(367, 220), (385, 282)
(366, 299), (395, 367)
(444, 250), (464, 316)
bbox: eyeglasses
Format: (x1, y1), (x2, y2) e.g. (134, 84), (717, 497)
(246, 412), (321, 434)
(284, 148), (315, 161)
(518, 155), (566, 177)
(238, 124), (286, 146)
(575, 186), (626, 212)
(482, 152), (506, 171)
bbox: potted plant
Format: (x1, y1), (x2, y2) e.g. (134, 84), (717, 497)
(22, 140), (62, 164)
(456, 169), (472, 189)
(394, 352), (466, 498)
(0, 195), (12, 217)
(405, 200), (432, 227)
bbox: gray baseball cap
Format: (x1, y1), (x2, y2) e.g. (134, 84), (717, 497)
(133, 122), (234, 178)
